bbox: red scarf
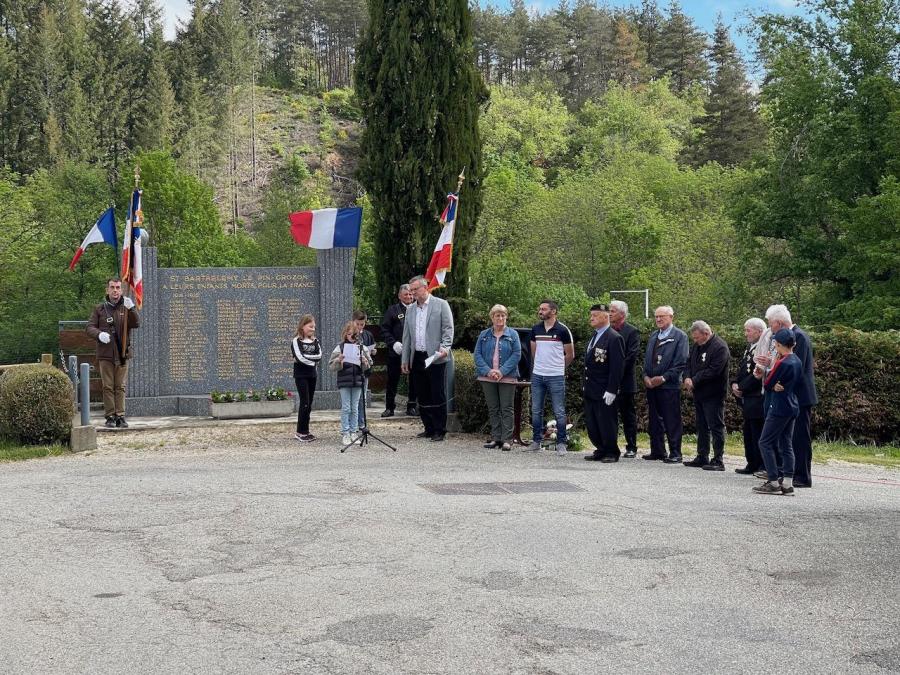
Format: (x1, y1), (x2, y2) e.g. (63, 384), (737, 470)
(763, 355), (785, 388)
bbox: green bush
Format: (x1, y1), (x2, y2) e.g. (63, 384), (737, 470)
(0, 365), (73, 445)
(452, 351), (489, 433)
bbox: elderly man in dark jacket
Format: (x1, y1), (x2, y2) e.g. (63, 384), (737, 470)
(683, 321), (731, 471)
(610, 300), (640, 458)
(642, 306), (689, 463)
(758, 305), (818, 487)
(380, 284), (417, 418)
(732, 318), (766, 474)
(582, 304), (626, 462)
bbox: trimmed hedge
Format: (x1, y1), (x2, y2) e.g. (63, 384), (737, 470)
(454, 327), (900, 443)
(0, 365), (74, 445)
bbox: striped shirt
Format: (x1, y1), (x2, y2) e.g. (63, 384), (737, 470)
(530, 321), (573, 377)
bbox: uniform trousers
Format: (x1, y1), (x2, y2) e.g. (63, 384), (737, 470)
(694, 397), (726, 460)
(792, 406), (813, 485)
(646, 388), (683, 458)
(617, 392), (637, 452)
(584, 396), (620, 458)
(741, 412), (764, 471)
(386, 352), (417, 412)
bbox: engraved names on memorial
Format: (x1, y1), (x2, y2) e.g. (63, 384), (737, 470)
(157, 268), (319, 394)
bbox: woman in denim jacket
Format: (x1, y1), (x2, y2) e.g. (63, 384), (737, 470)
(474, 304), (522, 451)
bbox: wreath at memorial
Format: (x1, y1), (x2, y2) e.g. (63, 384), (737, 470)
(210, 387), (291, 403)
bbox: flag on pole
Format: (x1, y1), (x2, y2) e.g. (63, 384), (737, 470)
(425, 192), (458, 292)
(289, 207), (362, 249)
(120, 189), (144, 308)
(68, 207), (117, 270)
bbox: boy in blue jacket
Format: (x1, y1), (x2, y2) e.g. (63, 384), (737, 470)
(753, 328), (802, 496)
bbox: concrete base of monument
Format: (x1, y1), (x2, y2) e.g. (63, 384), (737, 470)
(126, 391), (343, 417)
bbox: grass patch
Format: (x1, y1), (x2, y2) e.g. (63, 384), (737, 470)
(0, 439), (68, 462)
(673, 432), (899, 469)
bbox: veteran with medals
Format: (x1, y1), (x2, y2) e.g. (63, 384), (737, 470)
(642, 305), (689, 463)
(732, 318), (766, 474)
(380, 284), (418, 417)
(582, 304), (626, 462)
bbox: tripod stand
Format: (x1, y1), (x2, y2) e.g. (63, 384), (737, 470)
(340, 360), (398, 454)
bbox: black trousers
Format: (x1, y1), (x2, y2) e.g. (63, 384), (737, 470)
(617, 392), (637, 452)
(792, 406), (813, 485)
(584, 396), (620, 458)
(293, 375), (316, 434)
(694, 396), (726, 460)
(385, 352), (417, 412)
(411, 351), (447, 436)
(647, 388), (683, 458)
(742, 415), (764, 471)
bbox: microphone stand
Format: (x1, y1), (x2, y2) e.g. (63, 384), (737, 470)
(341, 334), (397, 453)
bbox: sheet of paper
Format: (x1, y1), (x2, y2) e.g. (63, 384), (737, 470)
(424, 352), (440, 369)
(342, 342), (361, 366)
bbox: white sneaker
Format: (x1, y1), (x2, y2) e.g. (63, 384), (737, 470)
(556, 443), (568, 455)
(341, 433), (352, 446)
(524, 441), (541, 452)
(352, 432), (363, 445)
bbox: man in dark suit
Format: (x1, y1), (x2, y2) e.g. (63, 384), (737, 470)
(609, 300), (640, 458)
(583, 304), (626, 462)
(732, 318), (766, 474)
(642, 306), (689, 463)
(683, 320), (731, 471)
(759, 305), (818, 487)
(380, 284), (417, 418)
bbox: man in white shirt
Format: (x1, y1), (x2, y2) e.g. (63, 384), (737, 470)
(401, 275), (454, 441)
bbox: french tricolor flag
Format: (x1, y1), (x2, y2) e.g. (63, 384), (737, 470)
(69, 207), (117, 270)
(425, 193), (458, 291)
(289, 207), (362, 249)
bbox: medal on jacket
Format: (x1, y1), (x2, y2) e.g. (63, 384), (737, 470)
(656, 354), (662, 365)
(594, 347), (606, 363)
(701, 353), (707, 363)
(747, 363), (752, 373)
(398, 313), (404, 320)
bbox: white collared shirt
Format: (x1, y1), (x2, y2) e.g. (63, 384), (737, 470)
(414, 296), (430, 351)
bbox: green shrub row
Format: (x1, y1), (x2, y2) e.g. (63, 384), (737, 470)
(454, 327), (900, 443)
(0, 365), (73, 445)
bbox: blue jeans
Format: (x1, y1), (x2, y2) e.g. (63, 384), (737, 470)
(759, 414), (796, 481)
(340, 387), (362, 434)
(531, 374), (567, 444)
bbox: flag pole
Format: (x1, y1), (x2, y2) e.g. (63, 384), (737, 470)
(121, 164), (139, 365)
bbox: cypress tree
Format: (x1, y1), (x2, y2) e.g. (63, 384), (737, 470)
(355, 0), (487, 309)
(687, 20), (765, 166)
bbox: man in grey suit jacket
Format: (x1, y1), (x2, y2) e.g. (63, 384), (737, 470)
(401, 275), (455, 441)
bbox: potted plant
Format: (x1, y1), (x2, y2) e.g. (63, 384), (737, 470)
(209, 387), (294, 420)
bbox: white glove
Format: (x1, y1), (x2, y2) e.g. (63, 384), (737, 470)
(393, 342), (403, 355)
(602, 392), (616, 405)
(98, 332), (111, 344)
(123, 297), (135, 309)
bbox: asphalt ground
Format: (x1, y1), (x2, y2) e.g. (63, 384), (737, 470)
(1, 422), (898, 674)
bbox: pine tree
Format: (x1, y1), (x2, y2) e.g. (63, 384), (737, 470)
(356, 0), (488, 308)
(635, 0), (664, 76)
(687, 20), (765, 166)
(134, 47), (176, 150)
(609, 16), (643, 87)
(657, 1), (709, 93)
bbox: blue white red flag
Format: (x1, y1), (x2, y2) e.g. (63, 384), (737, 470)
(425, 193), (457, 291)
(289, 207), (362, 249)
(120, 189), (143, 308)
(69, 207), (117, 270)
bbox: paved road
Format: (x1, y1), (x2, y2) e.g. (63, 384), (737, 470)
(1, 424), (898, 674)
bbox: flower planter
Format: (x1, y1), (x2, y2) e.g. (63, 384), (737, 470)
(209, 399), (293, 420)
